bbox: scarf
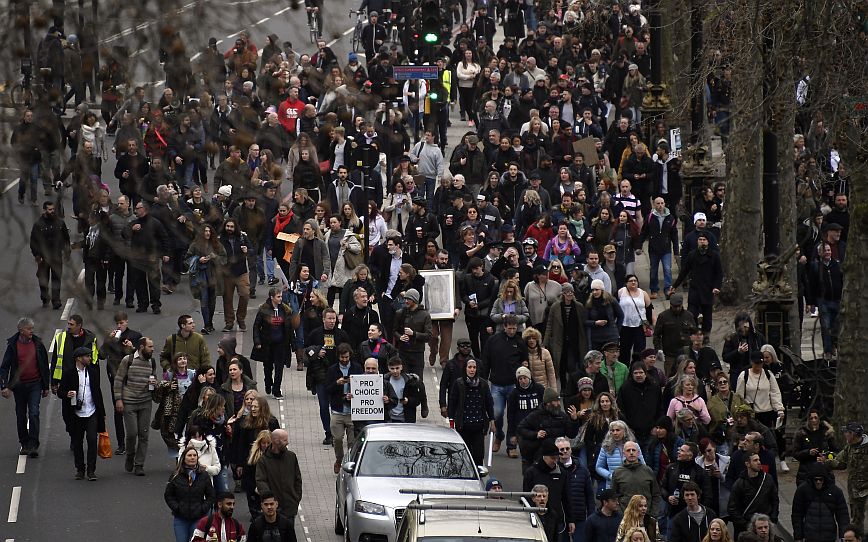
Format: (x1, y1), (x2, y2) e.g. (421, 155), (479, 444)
(273, 210), (294, 236)
(465, 376), (480, 388)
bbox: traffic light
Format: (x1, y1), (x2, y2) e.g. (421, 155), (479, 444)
(421, 0), (439, 43)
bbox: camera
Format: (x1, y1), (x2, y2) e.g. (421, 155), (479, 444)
(74, 399), (83, 410)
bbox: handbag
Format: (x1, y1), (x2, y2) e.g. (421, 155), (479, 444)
(344, 247), (364, 271)
(98, 431), (113, 459)
(628, 291), (654, 337)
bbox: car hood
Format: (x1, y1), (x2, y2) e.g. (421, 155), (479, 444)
(353, 476), (484, 509)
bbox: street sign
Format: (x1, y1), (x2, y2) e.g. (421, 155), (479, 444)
(350, 374), (385, 421)
(393, 65), (440, 80)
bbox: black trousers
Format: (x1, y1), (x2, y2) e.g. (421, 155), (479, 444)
(458, 422), (485, 466)
(263, 342), (287, 393)
(70, 413), (98, 472)
(36, 259), (63, 305)
(106, 373), (126, 446)
(129, 262), (161, 309)
(84, 260), (108, 303)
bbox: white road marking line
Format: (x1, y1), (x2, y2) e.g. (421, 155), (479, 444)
(342, 27), (354, 36)
(136, 22), (150, 30)
(303, 527), (309, 534)
(130, 49), (147, 57)
(61, 298), (75, 321)
(190, 52), (202, 61)
(226, 31), (243, 39)
(77, 269), (85, 283)
(274, 6), (291, 15)
(2, 178), (20, 194)
(7, 486), (21, 522)
(255, 17), (269, 25)
(6, 537), (14, 541)
(16, 456), (25, 474)
(48, 329), (60, 354)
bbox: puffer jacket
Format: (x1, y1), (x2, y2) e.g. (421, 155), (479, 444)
(164, 467), (216, 520)
(528, 348), (556, 390)
(791, 463), (849, 542)
(563, 459), (595, 522)
(178, 435), (221, 476)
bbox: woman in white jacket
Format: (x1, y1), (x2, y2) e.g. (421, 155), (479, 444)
(456, 49), (481, 125)
(177, 429), (221, 478)
(735, 350), (784, 432)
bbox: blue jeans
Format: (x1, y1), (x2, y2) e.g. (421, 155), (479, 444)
(818, 300), (840, 354)
(562, 520), (586, 542)
(315, 383), (331, 436)
(213, 465), (231, 494)
(173, 516), (198, 542)
(18, 162), (40, 202)
(266, 250), (275, 281)
(649, 252), (673, 293)
(490, 383), (514, 445)
(13, 381), (42, 449)
(524, 5), (538, 30)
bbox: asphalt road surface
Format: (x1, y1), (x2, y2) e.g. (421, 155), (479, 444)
(0, 2), (530, 541)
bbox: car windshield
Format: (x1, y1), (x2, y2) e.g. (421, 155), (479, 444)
(357, 440), (478, 479)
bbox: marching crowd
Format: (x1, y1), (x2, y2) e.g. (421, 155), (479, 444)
(1, 0), (863, 541)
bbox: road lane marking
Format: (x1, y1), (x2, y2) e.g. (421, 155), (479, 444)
(274, 6), (291, 15)
(7, 486), (20, 522)
(15, 456), (25, 474)
(255, 17), (270, 25)
(343, 27), (354, 35)
(61, 298), (75, 321)
(226, 31), (244, 39)
(48, 329), (61, 354)
(2, 179), (20, 194)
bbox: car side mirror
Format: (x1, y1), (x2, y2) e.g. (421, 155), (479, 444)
(477, 466), (489, 478)
(342, 461), (356, 474)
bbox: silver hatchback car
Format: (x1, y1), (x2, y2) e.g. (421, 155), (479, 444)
(334, 423), (487, 542)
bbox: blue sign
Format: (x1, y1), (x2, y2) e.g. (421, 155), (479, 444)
(393, 65), (440, 80)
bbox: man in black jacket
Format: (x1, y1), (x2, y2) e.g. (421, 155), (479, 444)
(248, 492), (296, 542)
(517, 387), (581, 468)
(341, 288), (380, 360)
(128, 201), (170, 314)
(30, 201), (71, 309)
(370, 234), (412, 341)
(481, 315), (529, 455)
(729, 452), (780, 537)
(220, 218), (252, 332)
(459, 258), (498, 357)
(669, 232), (722, 333)
(641, 196), (679, 300)
(439, 339), (473, 417)
(324, 344), (362, 473)
(523, 440), (572, 538)
(305, 309), (351, 445)
(791, 463), (850, 542)
(662, 443), (713, 521)
(653, 142), (683, 214)
(617, 362), (663, 449)
(58, 347), (107, 480)
(669, 481), (717, 542)
(1, 317), (50, 457)
(806, 242), (843, 360)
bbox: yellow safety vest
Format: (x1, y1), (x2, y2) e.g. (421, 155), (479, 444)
(53, 331), (99, 381)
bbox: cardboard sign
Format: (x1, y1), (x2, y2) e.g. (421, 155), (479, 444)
(350, 374), (385, 421)
(572, 137), (598, 163)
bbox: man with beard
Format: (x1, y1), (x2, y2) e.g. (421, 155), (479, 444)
(214, 146), (252, 201)
(114, 336), (158, 476)
(219, 219), (252, 332)
(341, 288), (380, 358)
(522, 440), (573, 537)
(114, 139), (149, 207)
(232, 193), (267, 298)
(517, 387), (581, 469)
(255, 429), (303, 527)
(662, 443), (713, 525)
(192, 493), (246, 541)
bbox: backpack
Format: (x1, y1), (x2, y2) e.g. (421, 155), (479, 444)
(122, 354), (157, 386)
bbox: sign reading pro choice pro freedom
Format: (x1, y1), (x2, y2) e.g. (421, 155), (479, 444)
(350, 374), (385, 421)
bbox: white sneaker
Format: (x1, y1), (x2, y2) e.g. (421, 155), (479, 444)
(780, 459), (790, 472)
(810, 308), (818, 317)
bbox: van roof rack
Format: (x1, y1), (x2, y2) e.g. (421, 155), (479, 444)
(399, 489), (537, 499)
(406, 502), (547, 514)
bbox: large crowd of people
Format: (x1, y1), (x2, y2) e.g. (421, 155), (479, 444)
(1, 0), (863, 541)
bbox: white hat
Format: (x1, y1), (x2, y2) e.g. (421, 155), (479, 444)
(693, 212), (707, 223)
(591, 279), (605, 290)
(217, 185), (232, 197)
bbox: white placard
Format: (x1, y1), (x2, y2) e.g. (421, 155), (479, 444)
(670, 128), (682, 157)
(350, 374), (385, 421)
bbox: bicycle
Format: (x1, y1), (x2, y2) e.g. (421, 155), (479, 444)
(3, 59), (36, 108)
(349, 9), (366, 53)
(307, 6), (321, 43)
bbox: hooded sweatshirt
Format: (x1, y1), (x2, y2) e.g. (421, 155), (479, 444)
(642, 205), (679, 256)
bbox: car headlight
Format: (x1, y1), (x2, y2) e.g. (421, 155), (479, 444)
(354, 500), (387, 515)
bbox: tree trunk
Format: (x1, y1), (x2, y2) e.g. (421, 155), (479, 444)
(718, 0), (764, 305)
(834, 122), (868, 426)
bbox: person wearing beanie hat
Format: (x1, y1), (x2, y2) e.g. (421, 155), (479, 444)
(578, 377), (595, 391)
(394, 286), (432, 381)
(507, 366), (545, 459)
(680, 208), (719, 263)
(523, 437), (573, 534)
(517, 381), (581, 469)
(59, 339), (107, 480)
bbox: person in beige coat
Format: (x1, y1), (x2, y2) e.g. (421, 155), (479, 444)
(523, 327), (556, 390)
(323, 215), (362, 307)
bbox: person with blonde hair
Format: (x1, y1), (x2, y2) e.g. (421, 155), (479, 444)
(243, 429), (273, 518)
(490, 279), (530, 333)
(702, 518), (733, 542)
(616, 495), (659, 542)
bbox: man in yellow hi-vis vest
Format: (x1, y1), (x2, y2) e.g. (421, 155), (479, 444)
(50, 314), (98, 394)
